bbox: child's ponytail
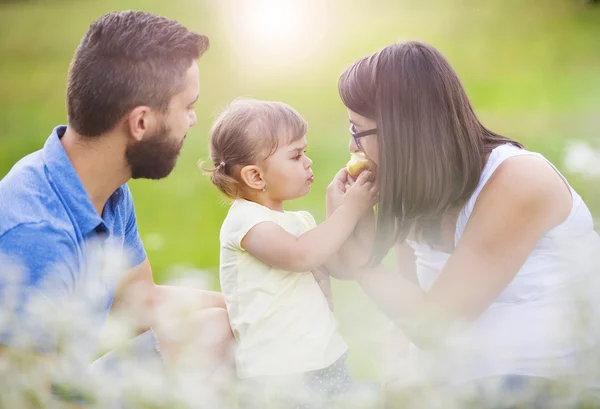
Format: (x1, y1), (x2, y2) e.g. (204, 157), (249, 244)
(200, 160), (240, 199)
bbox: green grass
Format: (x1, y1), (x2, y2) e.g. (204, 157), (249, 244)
(1, 0), (599, 381)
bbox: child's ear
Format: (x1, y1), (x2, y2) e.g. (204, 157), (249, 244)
(240, 165), (266, 191)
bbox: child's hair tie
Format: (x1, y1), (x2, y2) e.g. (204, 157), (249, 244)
(197, 160), (225, 174)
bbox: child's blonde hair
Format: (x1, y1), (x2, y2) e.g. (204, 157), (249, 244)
(205, 98), (307, 199)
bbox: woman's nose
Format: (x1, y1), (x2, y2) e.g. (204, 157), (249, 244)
(349, 137), (360, 153)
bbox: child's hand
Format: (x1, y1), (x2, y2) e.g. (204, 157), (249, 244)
(343, 171), (378, 219)
(326, 168), (349, 218)
(312, 268), (334, 311)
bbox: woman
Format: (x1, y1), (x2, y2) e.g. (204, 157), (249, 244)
(326, 40), (600, 406)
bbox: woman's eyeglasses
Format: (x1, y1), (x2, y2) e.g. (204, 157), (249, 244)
(349, 123), (377, 150)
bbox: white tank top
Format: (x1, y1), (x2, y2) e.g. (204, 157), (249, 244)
(404, 144), (600, 386)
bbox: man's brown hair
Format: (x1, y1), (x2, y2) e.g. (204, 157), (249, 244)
(67, 11), (209, 137)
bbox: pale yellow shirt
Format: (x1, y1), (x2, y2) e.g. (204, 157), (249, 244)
(219, 199), (348, 378)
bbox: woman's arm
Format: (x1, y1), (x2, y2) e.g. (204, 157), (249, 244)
(395, 240), (418, 285)
(353, 241), (418, 318)
(355, 242), (425, 326)
(324, 169), (378, 278)
(325, 210), (376, 279)
(312, 268), (334, 311)
(357, 155), (572, 349)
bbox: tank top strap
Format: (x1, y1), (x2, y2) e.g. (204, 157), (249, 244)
(455, 144), (576, 243)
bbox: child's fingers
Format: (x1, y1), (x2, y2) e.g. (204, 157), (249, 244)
(333, 168), (349, 184)
(355, 171), (372, 185)
(350, 180), (370, 193)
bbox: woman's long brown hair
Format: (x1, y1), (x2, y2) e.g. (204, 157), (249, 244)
(338, 41), (523, 263)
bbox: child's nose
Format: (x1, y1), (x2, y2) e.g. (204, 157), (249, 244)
(305, 156), (313, 169)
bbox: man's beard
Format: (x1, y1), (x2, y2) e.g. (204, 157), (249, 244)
(126, 122), (184, 180)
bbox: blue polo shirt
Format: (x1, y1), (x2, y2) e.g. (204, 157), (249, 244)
(0, 125), (147, 357)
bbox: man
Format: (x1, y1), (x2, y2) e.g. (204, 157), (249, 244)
(0, 10), (232, 405)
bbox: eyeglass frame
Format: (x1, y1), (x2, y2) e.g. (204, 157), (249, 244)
(349, 123), (377, 150)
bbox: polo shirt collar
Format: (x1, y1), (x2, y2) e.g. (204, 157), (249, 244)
(42, 126), (108, 236)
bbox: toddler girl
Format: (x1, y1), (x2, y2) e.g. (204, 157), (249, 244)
(205, 99), (376, 408)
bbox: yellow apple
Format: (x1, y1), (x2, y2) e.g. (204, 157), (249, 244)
(346, 152), (371, 178)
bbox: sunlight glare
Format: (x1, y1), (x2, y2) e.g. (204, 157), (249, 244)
(220, 0), (330, 74)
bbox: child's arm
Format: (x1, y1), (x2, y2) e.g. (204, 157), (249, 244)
(241, 172), (376, 273)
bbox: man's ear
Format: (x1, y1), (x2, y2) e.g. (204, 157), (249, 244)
(240, 165), (266, 192)
(127, 106), (155, 142)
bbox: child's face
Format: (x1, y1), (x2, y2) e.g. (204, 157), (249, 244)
(262, 135), (314, 201)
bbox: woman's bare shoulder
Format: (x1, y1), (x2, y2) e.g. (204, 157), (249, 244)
(475, 154), (572, 228)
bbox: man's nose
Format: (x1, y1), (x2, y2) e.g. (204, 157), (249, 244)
(189, 110), (198, 127)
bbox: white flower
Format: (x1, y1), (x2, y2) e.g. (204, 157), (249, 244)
(564, 140), (600, 177)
